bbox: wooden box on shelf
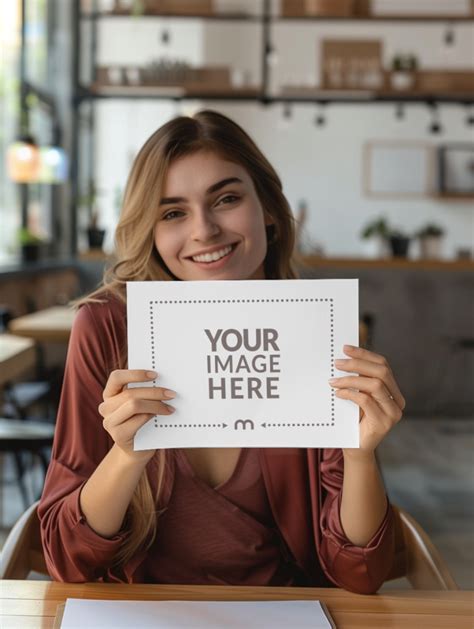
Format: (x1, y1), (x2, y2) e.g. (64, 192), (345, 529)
(281, 0), (355, 17)
(321, 39), (384, 90)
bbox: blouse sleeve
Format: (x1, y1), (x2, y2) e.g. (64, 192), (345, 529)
(38, 303), (128, 582)
(318, 448), (395, 594)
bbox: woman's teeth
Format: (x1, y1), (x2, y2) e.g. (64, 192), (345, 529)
(192, 245), (233, 263)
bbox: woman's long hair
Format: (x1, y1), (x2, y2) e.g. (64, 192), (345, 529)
(85, 110), (298, 567)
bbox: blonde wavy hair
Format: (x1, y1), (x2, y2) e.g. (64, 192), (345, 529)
(85, 110), (298, 569)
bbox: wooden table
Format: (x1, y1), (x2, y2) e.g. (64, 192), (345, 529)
(8, 307), (75, 344)
(0, 335), (36, 388)
(1, 581), (472, 628)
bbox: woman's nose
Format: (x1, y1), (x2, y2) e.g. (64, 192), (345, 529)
(191, 210), (221, 241)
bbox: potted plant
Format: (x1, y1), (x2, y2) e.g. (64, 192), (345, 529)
(18, 227), (44, 263)
(390, 53), (418, 91)
(360, 217), (390, 258)
(79, 180), (106, 250)
(416, 223), (445, 259)
(388, 228), (411, 258)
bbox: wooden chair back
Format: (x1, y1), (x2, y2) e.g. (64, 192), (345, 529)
(0, 500), (49, 579)
(387, 504), (459, 590)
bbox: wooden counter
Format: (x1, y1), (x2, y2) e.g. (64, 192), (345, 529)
(300, 256), (474, 271)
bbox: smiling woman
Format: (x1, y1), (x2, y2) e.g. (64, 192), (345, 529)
(38, 110), (402, 594)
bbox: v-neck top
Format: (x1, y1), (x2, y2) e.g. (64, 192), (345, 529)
(143, 448), (305, 585)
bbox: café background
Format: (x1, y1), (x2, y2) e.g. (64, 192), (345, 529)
(0, 0), (473, 589)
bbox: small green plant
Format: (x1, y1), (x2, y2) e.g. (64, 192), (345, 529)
(392, 54), (418, 73)
(361, 217), (389, 240)
(18, 227), (44, 245)
(416, 223), (445, 238)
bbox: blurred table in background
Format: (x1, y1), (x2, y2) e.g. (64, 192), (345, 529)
(0, 336), (36, 388)
(8, 307), (75, 344)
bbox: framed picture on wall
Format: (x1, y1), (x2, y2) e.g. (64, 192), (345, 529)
(363, 141), (436, 198)
(438, 143), (474, 195)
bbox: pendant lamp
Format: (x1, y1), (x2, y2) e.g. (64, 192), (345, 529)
(6, 134), (41, 183)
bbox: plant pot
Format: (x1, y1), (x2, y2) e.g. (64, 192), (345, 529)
(390, 71), (416, 91)
(21, 243), (41, 263)
(389, 236), (411, 258)
(419, 236), (443, 259)
(87, 228), (106, 250)
(362, 235), (390, 259)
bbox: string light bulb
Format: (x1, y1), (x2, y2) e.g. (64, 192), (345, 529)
(395, 103), (405, 120)
(314, 103), (326, 127)
(428, 103), (443, 135)
(265, 42), (278, 67)
(466, 106), (474, 126)
(444, 23), (455, 46)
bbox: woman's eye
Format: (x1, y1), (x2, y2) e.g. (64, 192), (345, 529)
(162, 210), (183, 220)
(217, 194), (239, 206)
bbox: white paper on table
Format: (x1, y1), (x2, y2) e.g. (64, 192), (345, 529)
(127, 279), (359, 450)
(60, 599), (335, 628)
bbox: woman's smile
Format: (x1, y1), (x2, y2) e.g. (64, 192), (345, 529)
(186, 242), (239, 269)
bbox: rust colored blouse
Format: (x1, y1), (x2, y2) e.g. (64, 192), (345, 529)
(145, 448), (304, 585)
(38, 296), (395, 593)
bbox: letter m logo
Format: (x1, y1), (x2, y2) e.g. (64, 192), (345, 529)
(234, 419), (255, 431)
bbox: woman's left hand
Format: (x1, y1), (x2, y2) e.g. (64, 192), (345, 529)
(329, 344), (405, 457)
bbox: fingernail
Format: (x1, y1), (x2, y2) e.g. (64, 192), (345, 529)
(334, 359), (346, 365)
(147, 371), (157, 378)
(165, 404), (175, 413)
(163, 389), (176, 399)
(328, 378), (338, 385)
(344, 344), (357, 350)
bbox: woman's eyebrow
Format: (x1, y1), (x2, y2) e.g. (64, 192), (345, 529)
(159, 177), (243, 206)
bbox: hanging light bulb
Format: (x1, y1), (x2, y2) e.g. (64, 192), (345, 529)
(314, 103), (326, 127)
(265, 42), (278, 67)
(395, 102), (405, 120)
(466, 105), (474, 126)
(428, 103), (442, 135)
(444, 23), (455, 46)
(6, 135), (41, 183)
(38, 146), (69, 183)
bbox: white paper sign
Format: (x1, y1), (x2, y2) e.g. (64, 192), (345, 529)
(127, 279), (359, 450)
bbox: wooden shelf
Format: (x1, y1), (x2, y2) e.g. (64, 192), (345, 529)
(81, 12), (474, 22)
(432, 193), (474, 202)
(81, 12), (260, 21)
(279, 86), (474, 103)
(78, 84), (473, 104)
(299, 257), (474, 270)
(278, 14), (474, 22)
(81, 84), (262, 101)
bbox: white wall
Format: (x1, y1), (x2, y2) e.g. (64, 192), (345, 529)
(93, 11), (474, 258)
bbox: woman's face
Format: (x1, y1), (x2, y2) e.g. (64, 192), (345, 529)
(154, 150), (272, 281)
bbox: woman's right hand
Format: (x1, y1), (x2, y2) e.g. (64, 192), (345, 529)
(98, 369), (176, 463)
